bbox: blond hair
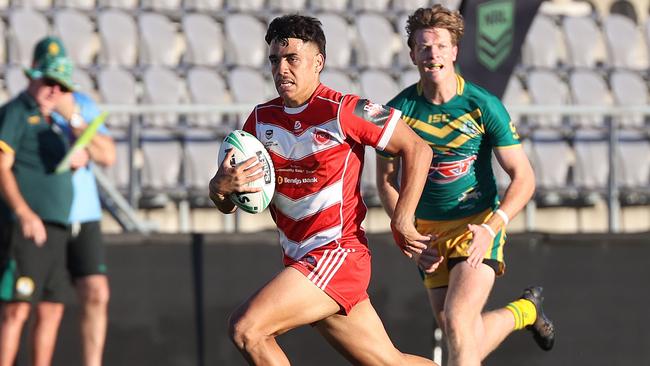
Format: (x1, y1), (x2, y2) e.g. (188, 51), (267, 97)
(406, 5), (465, 49)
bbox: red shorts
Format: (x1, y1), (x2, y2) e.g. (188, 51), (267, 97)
(284, 241), (371, 314)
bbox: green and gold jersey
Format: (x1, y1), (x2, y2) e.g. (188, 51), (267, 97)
(382, 75), (520, 220)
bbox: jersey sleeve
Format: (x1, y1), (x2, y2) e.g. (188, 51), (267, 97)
(483, 95), (520, 147)
(0, 107), (26, 154)
(241, 109), (257, 136)
(376, 96), (405, 159)
(338, 95), (401, 151)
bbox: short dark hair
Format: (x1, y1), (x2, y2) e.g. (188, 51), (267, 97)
(406, 5), (465, 49)
(265, 14), (326, 58)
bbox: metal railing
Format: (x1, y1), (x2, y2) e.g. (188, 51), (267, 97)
(97, 103), (650, 234)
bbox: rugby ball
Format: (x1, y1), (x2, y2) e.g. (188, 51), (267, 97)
(217, 130), (275, 214)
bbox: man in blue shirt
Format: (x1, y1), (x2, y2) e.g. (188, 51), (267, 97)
(52, 78), (115, 366)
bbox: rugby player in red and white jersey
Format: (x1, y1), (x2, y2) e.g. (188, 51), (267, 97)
(209, 14), (439, 366)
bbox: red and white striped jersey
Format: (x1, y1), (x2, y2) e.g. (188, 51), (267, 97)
(242, 84), (401, 260)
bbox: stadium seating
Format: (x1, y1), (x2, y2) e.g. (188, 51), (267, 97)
(138, 12), (186, 67)
(186, 66), (231, 128)
(320, 69), (357, 95)
(562, 15), (608, 68)
(610, 69), (648, 128)
(616, 129), (650, 204)
(0, 2), (648, 225)
(359, 69), (399, 104)
(223, 13), (267, 68)
(141, 66), (187, 128)
(97, 10), (139, 67)
(568, 69), (612, 128)
(522, 14), (568, 68)
(526, 69), (571, 129)
(97, 66), (138, 129)
(318, 12), (353, 70)
(4, 65), (27, 97)
(182, 13), (224, 67)
(54, 9), (100, 67)
(602, 13), (648, 69)
(8, 9), (49, 67)
(355, 12), (402, 69)
(182, 128), (221, 206)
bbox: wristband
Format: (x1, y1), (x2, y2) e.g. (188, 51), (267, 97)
(480, 223), (496, 238)
(495, 208), (509, 225)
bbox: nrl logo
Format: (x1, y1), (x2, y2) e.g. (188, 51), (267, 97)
(477, 0), (514, 71)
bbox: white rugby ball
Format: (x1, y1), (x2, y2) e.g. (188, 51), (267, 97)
(217, 130), (275, 214)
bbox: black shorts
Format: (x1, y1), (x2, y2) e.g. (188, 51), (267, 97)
(67, 221), (107, 279)
(0, 221), (70, 303)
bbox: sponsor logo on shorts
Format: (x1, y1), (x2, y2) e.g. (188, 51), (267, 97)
(15, 277), (35, 298)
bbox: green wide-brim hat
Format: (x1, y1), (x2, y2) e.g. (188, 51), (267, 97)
(24, 55), (77, 91)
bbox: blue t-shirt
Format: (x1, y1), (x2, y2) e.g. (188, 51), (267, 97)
(51, 92), (109, 223)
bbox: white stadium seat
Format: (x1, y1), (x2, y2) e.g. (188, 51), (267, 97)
(8, 9), (49, 67)
(224, 13), (267, 68)
(138, 13), (186, 67)
(319, 13), (353, 69)
(610, 70), (648, 128)
(320, 69), (357, 95)
(97, 67), (138, 128)
(98, 10), (139, 67)
(359, 69), (399, 105)
(182, 13), (224, 67)
(186, 67), (231, 128)
(522, 14), (568, 68)
(603, 14), (648, 70)
(54, 9), (100, 67)
(525, 70), (571, 128)
(351, 0), (391, 12)
(4, 66), (28, 97)
(562, 16), (608, 68)
(569, 69), (612, 128)
(227, 67), (274, 104)
(267, 0), (307, 12)
(573, 129), (609, 191)
(356, 12), (402, 69)
(310, 0), (348, 12)
(142, 66), (187, 127)
(226, 0), (264, 11)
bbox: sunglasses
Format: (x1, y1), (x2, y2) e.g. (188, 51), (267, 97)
(42, 78), (71, 93)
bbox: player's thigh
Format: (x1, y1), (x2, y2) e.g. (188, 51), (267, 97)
(231, 266), (340, 337)
(314, 299), (403, 366)
(445, 261), (495, 319)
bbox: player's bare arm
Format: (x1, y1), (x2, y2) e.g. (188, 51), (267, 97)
(382, 119), (433, 258)
(376, 156), (400, 219)
(0, 150), (47, 245)
(467, 145), (535, 268)
(209, 148), (264, 214)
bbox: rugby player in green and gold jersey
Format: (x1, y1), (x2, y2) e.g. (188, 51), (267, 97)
(376, 5), (555, 365)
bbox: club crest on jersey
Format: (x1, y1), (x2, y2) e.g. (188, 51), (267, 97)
(428, 155), (477, 183)
(312, 130), (331, 145)
(294, 121), (302, 132)
(265, 129), (273, 139)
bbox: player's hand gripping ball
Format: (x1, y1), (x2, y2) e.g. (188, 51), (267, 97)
(217, 130), (275, 214)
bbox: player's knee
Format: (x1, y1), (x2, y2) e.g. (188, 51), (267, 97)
(443, 311), (470, 348)
(1, 302), (31, 324)
(227, 310), (261, 351)
(78, 278), (110, 306)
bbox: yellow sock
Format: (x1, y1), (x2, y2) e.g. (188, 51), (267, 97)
(506, 299), (537, 330)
